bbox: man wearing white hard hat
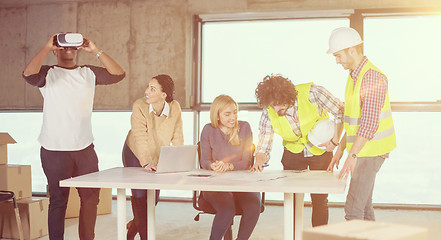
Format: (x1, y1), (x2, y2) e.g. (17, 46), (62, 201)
(326, 27), (397, 221)
(251, 74), (344, 236)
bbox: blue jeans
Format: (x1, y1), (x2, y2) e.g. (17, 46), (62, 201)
(41, 144), (100, 240)
(203, 191), (261, 240)
(122, 142), (160, 240)
(345, 156), (384, 221)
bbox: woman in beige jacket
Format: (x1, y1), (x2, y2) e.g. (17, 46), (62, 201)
(122, 74), (183, 240)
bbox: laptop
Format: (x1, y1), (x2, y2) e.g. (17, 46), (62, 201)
(155, 145), (198, 173)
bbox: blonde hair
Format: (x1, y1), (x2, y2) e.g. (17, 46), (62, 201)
(210, 95), (240, 145)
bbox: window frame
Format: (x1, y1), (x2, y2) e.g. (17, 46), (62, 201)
(192, 7), (441, 113)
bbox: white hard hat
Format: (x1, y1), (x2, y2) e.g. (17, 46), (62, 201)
(327, 27), (363, 54)
(308, 119), (335, 147)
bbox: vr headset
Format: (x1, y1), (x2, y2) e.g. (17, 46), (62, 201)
(53, 33), (83, 48)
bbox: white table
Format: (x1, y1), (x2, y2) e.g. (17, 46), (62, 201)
(60, 167), (346, 240)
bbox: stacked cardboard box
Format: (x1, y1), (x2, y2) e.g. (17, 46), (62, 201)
(0, 164), (32, 200)
(0, 133), (32, 200)
(1, 132), (112, 239)
(303, 220), (428, 240)
(0, 198), (49, 240)
(0, 132), (49, 240)
(64, 187), (112, 218)
(0, 132), (16, 165)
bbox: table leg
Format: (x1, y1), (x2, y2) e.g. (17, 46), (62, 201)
(284, 193), (293, 240)
(117, 188), (127, 240)
(295, 193), (304, 240)
(147, 189), (156, 240)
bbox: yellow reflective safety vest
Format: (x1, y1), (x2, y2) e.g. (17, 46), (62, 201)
(344, 61), (396, 157)
(267, 83), (328, 155)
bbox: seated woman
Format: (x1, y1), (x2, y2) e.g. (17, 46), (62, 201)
(200, 95), (261, 240)
(122, 74), (183, 240)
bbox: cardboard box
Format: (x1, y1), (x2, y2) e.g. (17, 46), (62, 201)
(65, 187), (112, 218)
(0, 164), (32, 200)
(0, 133), (16, 165)
(0, 197), (49, 240)
(303, 220), (428, 240)
(47, 186), (112, 218)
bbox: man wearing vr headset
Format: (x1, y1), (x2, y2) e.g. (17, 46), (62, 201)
(23, 33), (125, 240)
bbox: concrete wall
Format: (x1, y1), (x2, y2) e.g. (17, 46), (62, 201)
(1, 0), (440, 110)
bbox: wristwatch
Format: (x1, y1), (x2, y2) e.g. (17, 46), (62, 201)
(350, 153), (358, 159)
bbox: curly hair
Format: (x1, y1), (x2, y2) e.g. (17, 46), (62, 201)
(255, 74), (298, 108)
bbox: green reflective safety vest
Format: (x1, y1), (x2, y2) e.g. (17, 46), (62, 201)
(267, 83), (328, 155)
(344, 61), (396, 157)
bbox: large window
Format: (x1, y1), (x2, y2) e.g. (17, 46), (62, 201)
(196, 11), (441, 205)
(201, 18), (349, 103)
(199, 16), (351, 202)
(364, 15), (441, 102)
(362, 14), (441, 204)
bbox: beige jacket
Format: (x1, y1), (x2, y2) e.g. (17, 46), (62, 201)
(125, 98), (184, 167)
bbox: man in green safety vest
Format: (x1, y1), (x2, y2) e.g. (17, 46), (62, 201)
(251, 74), (344, 236)
(326, 27), (397, 221)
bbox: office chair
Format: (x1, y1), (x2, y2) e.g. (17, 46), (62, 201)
(192, 142), (265, 240)
(0, 190), (24, 240)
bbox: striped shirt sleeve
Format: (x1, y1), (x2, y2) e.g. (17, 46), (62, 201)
(255, 109), (274, 162)
(309, 84), (344, 124)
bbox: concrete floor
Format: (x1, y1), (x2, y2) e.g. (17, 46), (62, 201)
(34, 200), (441, 240)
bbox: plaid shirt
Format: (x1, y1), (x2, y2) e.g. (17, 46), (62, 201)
(256, 84), (344, 161)
(350, 57), (388, 140)
(350, 57), (390, 158)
